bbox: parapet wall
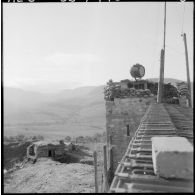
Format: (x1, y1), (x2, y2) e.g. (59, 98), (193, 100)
(104, 80), (153, 101)
(106, 97), (155, 174)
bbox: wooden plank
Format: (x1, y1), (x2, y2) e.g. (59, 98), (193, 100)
(131, 143), (151, 147)
(125, 182), (193, 192)
(127, 154), (152, 161)
(116, 173), (193, 188)
(131, 169), (155, 175)
(122, 161), (153, 169)
(139, 128), (175, 131)
(137, 132), (176, 135)
(130, 148), (152, 153)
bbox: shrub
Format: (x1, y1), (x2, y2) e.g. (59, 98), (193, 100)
(36, 135), (44, 141)
(16, 134), (25, 141)
(65, 136), (71, 142)
(76, 136), (85, 143)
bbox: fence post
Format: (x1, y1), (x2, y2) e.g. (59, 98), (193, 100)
(100, 173), (104, 192)
(103, 145), (109, 192)
(93, 151), (98, 193)
(108, 135), (114, 185)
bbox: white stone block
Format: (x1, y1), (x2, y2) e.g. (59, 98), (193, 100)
(152, 136), (193, 179)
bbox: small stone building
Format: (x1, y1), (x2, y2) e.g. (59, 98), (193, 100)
(27, 140), (67, 160)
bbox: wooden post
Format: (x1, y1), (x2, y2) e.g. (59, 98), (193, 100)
(157, 49), (165, 103)
(93, 151), (98, 193)
(103, 145), (108, 192)
(108, 135), (112, 173)
(144, 81), (147, 90)
(108, 135), (114, 185)
(182, 33), (192, 107)
(100, 174), (104, 193)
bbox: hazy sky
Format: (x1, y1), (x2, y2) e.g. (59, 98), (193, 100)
(3, 2), (194, 92)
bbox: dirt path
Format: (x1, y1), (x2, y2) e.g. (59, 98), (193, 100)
(4, 158), (95, 193)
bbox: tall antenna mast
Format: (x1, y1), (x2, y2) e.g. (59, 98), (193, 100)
(157, 2), (166, 103)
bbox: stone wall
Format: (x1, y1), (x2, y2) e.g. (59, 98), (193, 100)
(105, 97), (155, 173)
(36, 146), (49, 158)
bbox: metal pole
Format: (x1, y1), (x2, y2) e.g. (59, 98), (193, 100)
(182, 33), (192, 107)
(93, 151), (98, 193)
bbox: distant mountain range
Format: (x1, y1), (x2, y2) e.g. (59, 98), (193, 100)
(3, 78), (193, 138)
(3, 84), (106, 138)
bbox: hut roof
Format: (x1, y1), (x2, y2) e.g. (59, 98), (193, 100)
(33, 140), (61, 147)
(64, 142), (73, 146)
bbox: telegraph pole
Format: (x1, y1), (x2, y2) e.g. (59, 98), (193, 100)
(182, 33), (192, 107)
(157, 2), (166, 103)
(157, 49), (164, 103)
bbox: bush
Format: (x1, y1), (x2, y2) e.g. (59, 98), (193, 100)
(65, 136), (71, 142)
(4, 136), (9, 142)
(84, 136), (93, 143)
(36, 135), (44, 141)
(76, 136), (85, 143)
(30, 135), (44, 142)
(16, 134), (25, 141)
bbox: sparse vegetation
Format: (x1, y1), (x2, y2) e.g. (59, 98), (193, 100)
(65, 136), (71, 142)
(4, 134), (44, 170)
(4, 132), (106, 170)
